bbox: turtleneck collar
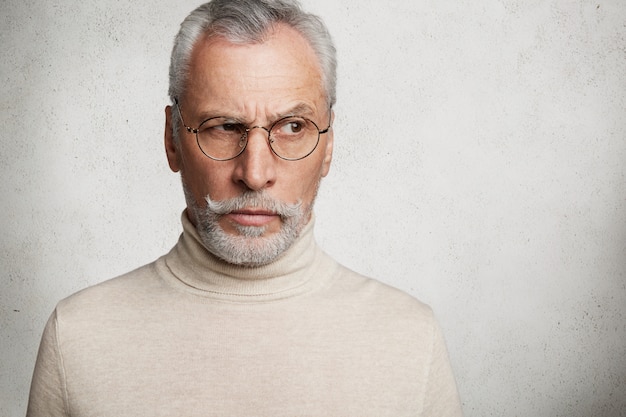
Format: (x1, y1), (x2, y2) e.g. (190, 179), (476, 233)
(159, 211), (336, 302)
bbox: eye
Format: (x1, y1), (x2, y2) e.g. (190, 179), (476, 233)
(200, 118), (246, 136)
(214, 123), (242, 132)
(276, 117), (307, 135)
(288, 121), (304, 133)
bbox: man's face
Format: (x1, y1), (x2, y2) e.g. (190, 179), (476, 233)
(164, 24), (333, 264)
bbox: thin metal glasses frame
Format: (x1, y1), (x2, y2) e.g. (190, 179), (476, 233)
(174, 98), (331, 161)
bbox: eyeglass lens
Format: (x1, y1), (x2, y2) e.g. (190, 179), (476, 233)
(195, 116), (321, 161)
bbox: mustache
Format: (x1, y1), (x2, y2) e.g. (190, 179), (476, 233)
(205, 191), (302, 218)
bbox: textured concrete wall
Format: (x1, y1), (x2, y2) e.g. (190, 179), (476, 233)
(2, 1), (625, 416)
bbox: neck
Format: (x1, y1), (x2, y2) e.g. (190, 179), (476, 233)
(158, 211), (336, 302)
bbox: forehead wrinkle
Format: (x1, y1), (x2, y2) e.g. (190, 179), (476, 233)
(184, 25), (326, 125)
(189, 71), (322, 121)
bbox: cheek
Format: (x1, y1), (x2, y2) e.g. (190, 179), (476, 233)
(286, 162), (325, 202)
(181, 158), (233, 203)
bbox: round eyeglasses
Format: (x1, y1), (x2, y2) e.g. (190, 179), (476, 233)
(174, 99), (331, 161)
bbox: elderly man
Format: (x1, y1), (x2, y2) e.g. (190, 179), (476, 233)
(27, 1), (462, 416)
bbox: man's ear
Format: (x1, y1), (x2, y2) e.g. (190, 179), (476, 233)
(321, 109), (334, 178)
(164, 105), (180, 173)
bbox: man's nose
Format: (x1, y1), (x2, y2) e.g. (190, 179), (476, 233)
(231, 127), (277, 191)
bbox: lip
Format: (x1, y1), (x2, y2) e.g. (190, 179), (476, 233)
(226, 209), (279, 227)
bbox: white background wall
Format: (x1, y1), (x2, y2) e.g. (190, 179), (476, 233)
(1, 0), (625, 416)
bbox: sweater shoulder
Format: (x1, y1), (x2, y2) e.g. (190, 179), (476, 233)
(55, 260), (162, 318)
(329, 262), (435, 321)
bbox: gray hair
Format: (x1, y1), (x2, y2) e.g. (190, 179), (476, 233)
(168, 0), (337, 108)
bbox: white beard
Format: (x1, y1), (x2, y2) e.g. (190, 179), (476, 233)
(184, 187), (312, 267)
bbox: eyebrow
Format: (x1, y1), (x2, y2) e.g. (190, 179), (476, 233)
(195, 102), (320, 125)
(274, 103), (317, 119)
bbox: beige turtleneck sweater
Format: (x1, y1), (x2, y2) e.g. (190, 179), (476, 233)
(27, 214), (462, 416)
